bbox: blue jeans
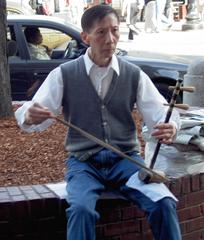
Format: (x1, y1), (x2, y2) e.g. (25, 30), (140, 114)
(65, 149), (181, 240)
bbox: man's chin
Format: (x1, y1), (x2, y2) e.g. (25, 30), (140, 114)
(103, 51), (115, 58)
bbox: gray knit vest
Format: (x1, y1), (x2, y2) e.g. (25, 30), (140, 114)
(60, 56), (140, 160)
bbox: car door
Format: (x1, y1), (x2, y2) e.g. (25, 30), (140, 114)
(7, 22), (35, 101)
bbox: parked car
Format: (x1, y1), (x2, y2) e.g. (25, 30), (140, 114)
(7, 15), (187, 101)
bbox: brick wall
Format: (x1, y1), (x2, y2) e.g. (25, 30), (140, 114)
(0, 173), (204, 240)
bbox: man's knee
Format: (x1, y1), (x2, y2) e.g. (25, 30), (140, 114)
(66, 203), (99, 220)
(157, 197), (177, 214)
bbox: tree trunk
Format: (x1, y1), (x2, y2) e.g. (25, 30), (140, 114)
(0, 0), (13, 118)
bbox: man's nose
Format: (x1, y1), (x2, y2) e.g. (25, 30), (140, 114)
(106, 31), (115, 43)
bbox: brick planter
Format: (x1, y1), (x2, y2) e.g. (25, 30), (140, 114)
(0, 174), (204, 240)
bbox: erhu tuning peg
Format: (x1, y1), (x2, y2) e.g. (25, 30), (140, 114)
(164, 103), (190, 110)
(168, 86), (196, 92)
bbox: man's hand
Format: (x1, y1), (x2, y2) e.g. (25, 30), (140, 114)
(151, 123), (176, 144)
(24, 103), (53, 125)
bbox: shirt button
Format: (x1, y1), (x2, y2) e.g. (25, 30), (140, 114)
(102, 122), (107, 126)
(105, 139), (109, 143)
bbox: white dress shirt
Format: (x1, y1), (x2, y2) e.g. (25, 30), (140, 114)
(15, 48), (180, 134)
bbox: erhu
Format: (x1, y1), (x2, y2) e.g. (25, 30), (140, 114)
(138, 79), (196, 183)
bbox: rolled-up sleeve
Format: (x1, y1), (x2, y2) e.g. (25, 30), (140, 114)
(15, 67), (64, 132)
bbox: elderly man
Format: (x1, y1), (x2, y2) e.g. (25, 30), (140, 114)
(15, 5), (181, 240)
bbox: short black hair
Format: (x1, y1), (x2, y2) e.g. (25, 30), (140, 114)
(81, 5), (120, 32)
(24, 26), (40, 43)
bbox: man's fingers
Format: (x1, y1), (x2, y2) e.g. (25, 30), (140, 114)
(151, 123), (176, 144)
(152, 129), (173, 138)
(25, 103), (53, 125)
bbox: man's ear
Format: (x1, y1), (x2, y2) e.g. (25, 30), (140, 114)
(81, 32), (90, 45)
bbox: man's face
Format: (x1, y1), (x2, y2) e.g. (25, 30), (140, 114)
(81, 13), (120, 66)
(35, 30), (43, 45)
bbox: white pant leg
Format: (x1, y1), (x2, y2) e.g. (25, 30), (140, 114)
(145, 1), (157, 32)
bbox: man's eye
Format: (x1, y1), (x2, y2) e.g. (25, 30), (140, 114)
(97, 30), (104, 35)
(113, 28), (119, 33)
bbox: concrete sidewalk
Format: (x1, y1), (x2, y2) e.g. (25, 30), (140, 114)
(118, 21), (204, 64)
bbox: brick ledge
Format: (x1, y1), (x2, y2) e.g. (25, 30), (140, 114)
(0, 174), (204, 240)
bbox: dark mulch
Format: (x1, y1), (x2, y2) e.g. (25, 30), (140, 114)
(0, 105), (67, 186)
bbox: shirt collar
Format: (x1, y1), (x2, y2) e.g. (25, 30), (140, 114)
(83, 47), (120, 76)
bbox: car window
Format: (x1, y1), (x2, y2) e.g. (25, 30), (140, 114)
(39, 28), (71, 49)
(22, 25), (78, 61)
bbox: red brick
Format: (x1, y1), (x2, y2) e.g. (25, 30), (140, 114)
(12, 218), (36, 235)
(55, 215), (67, 232)
(178, 205), (202, 221)
(12, 200), (30, 219)
(121, 231), (152, 240)
(191, 174), (200, 191)
(169, 178), (182, 196)
(121, 232), (140, 240)
(43, 197), (60, 217)
(0, 202), (12, 220)
(96, 225), (105, 238)
(179, 221), (186, 234)
(36, 217), (57, 234)
(186, 190), (204, 206)
(29, 199), (44, 218)
(181, 175), (191, 194)
(177, 195), (187, 209)
(59, 198), (68, 215)
(200, 173), (204, 189)
(122, 206), (144, 220)
(140, 218), (151, 232)
(185, 216), (204, 232)
(142, 231), (154, 240)
(98, 199), (129, 209)
(104, 220), (140, 236)
(99, 207), (121, 223)
(201, 203), (204, 214)
(182, 229), (203, 240)
(97, 200), (123, 223)
(0, 221), (10, 235)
